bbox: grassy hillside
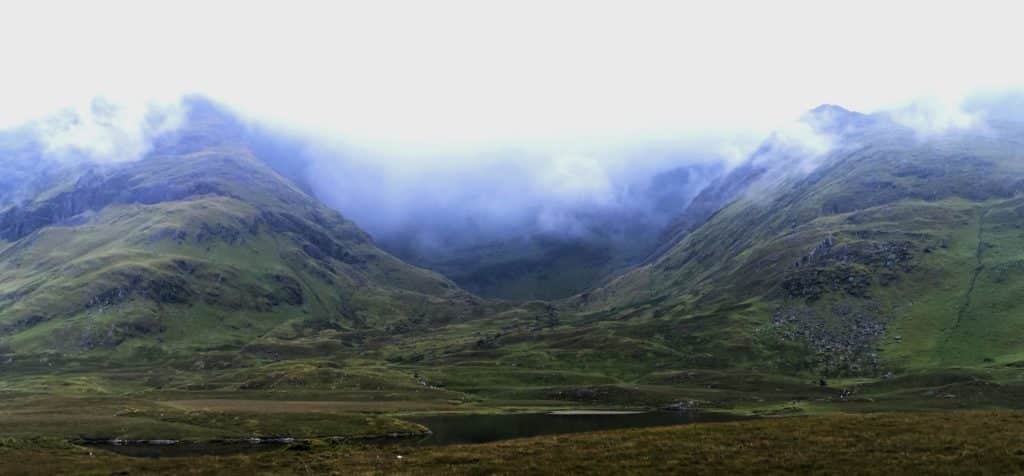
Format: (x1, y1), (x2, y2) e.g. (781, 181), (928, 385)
(0, 120), (486, 362)
(565, 108), (1024, 377)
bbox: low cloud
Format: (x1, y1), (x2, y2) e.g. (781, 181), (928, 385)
(762, 119), (836, 174)
(32, 97), (185, 164)
(888, 97), (981, 138)
(302, 140), (729, 250)
(740, 108), (841, 198)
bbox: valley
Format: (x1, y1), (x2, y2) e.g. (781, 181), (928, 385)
(6, 2), (1024, 473)
(3, 97), (1024, 474)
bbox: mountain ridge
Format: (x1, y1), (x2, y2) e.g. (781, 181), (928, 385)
(3, 98), (1024, 405)
(569, 104), (1024, 375)
(0, 112), (487, 357)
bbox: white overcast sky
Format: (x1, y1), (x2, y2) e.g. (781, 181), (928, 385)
(2, 0), (1023, 156)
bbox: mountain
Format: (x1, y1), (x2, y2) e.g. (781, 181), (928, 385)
(146, 98), (729, 303)
(568, 103), (1024, 376)
(0, 101), (483, 359)
(377, 101), (1024, 388)
(6, 97), (1024, 403)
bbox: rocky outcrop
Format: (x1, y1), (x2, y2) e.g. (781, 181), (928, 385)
(772, 302), (888, 376)
(783, 236), (916, 300)
(0, 169), (232, 242)
(781, 264), (872, 300)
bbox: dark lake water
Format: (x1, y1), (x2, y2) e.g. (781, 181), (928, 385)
(87, 410), (748, 458)
(407, 410), (748, 446)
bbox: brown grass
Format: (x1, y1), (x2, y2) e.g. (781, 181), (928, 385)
(3, 411), (1024, 475)
(163, 399), (462, 414)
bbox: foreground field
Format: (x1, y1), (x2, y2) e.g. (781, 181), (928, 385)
(2, 411), (1023, 475)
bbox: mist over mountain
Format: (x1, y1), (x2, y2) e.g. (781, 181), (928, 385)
(11, 3), (1024, 472)
(5, 85), (1024, 328)
(371, 159), (725, 300)
(7, 81), (1024, 465)
(6, 91), (1021, 305)
(2, 95), (743, 300)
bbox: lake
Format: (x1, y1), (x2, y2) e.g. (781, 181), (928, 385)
(88, 410), (748, 457)
(407, 410), (748, 445)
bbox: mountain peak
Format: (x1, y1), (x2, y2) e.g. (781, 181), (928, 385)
(804, 103), (875, 135)
(148, 95), (247, 156)
(809, 103), (854, 115)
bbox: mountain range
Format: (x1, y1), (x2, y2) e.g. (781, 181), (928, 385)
(0, 102), (487, 361)
(3, 95), (1024, 405)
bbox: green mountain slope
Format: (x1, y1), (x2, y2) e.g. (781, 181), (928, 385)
(0, 117), (481, 358)
(570, 105), (1024, 375)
